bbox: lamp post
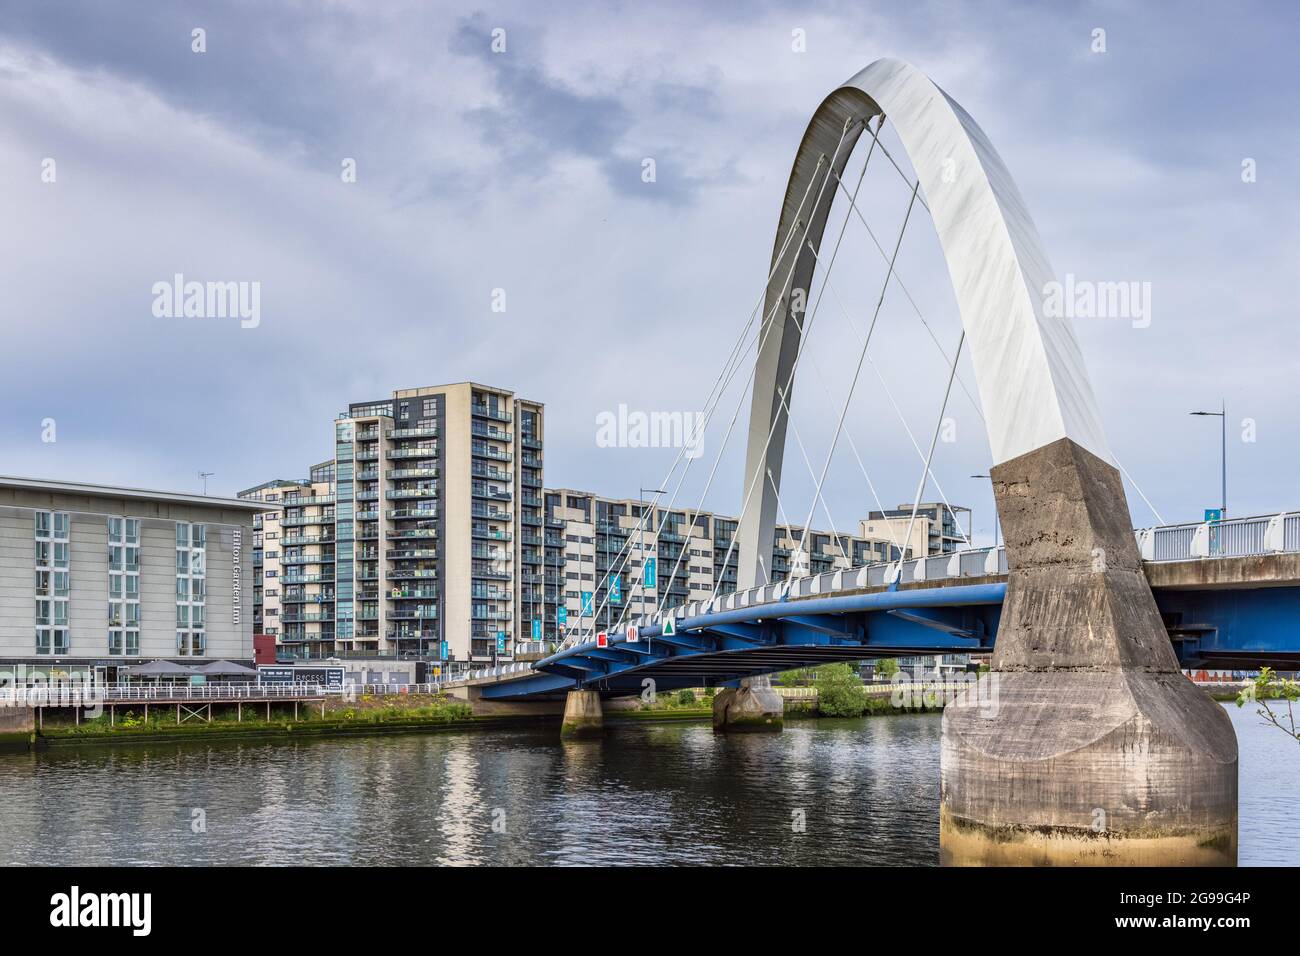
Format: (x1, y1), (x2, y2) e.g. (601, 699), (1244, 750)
(970, 474), (998, 550)
(1190, 401), (1227, 518)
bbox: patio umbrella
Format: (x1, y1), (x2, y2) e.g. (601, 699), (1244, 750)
(197, 660), (259, 676)
(124, 660), (197, 677)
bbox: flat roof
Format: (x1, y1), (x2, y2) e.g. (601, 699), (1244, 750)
(0, 475), (273, 512)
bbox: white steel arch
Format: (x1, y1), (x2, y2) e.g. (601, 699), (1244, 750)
(737, 57), (1110, 587)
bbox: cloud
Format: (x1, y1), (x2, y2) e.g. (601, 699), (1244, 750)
(0, 0), (1295, 537)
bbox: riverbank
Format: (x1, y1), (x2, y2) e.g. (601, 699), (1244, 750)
(21, 686), (940, 749)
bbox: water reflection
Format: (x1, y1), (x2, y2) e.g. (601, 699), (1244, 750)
(0, 705), (1291, 866)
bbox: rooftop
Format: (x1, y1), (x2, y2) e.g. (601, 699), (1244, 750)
(0, 475), (273, 512)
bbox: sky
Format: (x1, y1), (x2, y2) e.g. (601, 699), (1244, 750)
(1, 0), (1296, 547)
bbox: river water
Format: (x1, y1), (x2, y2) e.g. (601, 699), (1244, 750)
(0, 704), (1293, 866)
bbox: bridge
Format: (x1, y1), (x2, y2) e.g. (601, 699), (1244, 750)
(450, 510), (1300, 702)
(453, 58), (1249, 865)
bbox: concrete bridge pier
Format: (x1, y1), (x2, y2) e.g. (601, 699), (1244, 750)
(941, 439), (1238, 866)
(713, 674), (783, 732)
(560, 690), (603, 738)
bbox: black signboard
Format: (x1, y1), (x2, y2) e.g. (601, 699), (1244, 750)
(257, 665), (345, 689)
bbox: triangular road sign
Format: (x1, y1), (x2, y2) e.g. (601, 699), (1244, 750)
(661, 617), (677, 637)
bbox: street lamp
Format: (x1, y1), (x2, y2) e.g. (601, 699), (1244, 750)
(970, 475), (998, 550)
(1190, 401), (1227, 518)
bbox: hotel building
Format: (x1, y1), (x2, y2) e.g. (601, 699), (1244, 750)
(0, 475), (265, 676)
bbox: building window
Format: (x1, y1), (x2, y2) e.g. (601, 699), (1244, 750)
(175, 522), (206, 656)
(108, 517), (141, 656)
(35, 511), (70, 655)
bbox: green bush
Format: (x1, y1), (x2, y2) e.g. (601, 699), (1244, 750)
(676, 689), (696, 706)
(813, 663), (866, 717)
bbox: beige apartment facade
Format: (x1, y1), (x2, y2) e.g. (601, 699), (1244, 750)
(244, 382), (544, 664)
(539, 489), (920, 644)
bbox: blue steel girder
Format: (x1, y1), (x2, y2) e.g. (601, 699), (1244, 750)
(487, 578), (1300, 701)
(533, 582), (1007, 690)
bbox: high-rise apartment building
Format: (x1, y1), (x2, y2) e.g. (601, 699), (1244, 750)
(242, 383), (544, 664)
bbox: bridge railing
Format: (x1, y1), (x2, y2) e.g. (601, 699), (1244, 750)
(546, 511), (1300, 660)
(0, 682), (331, 704)
(1137, 511), (1300, 562)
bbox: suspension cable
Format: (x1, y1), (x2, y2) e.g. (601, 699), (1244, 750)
(575, 119), (864, 644)
(893, 329), (966, 577)
(793, 178), (921, 567)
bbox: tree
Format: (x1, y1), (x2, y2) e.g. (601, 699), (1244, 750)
(813, 663), (866, 717)
(875, 658), (900, 679)
(1237, 667), (1300, 744)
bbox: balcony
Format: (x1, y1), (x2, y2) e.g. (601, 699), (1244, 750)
(389, 588), (438, 599)
(280, 533), (335, 546)
(387, 467), (439, 480)
(388, 567), (438, 580)
(471, 446), (511, 463)
(388, 447), (437, 460)
(355, 449), (379, 461)
(387, 508), (438, 521)
(355, 428), (381, 441)
(282, 495), (335, 507)
(355, 468), (379, 481)
(388, 487), (439, 499)
(471, 505), (511, 521)
(471, 465), (511, 482)
(471, 527), (512, 541)
(389, 528), (438, 541)
(281, 553), (336, 566)
(470, 404), (512, 424)
(388, 425), (438, 439)
(355, 509), (379, 520)
(387, 627), (439, 641)
(282, 591), (335, 605)
(473, 488), (512, 502)
(389, 607), (438, 620)
(471, 590), (512, 602)
(471, 423), (512, 443)
(281, 610), (335, 623)
(386, 548), (439, 561)
(281, 573), (330, 585)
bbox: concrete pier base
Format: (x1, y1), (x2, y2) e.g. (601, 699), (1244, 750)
(941, 438), (1237, 866)
(0, 705), (35, 752)
(713, 675), (783, 732)
(560, 690), (603, 738)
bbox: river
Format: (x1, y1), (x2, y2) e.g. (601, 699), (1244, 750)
(0, 703), (1293, 865)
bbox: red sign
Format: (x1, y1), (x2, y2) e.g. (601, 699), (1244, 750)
(596, 631), (608, 648)
(626, 625), (640, 644)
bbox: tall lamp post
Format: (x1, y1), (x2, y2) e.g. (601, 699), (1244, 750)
(970, 474), (998, 550)
(1190, 401), (1228, 518)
